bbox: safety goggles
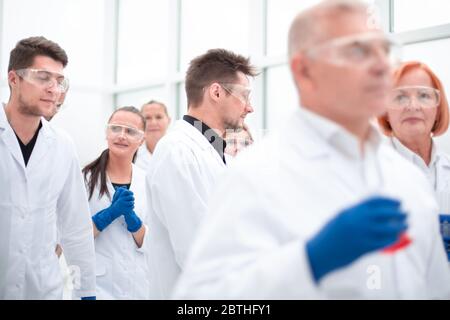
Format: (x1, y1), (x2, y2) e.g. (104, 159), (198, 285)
(226, 136), (253, 148)
(388, 86), (441, 109)
(219, 83), (252, 106)
(106, 124), (144, 141)
(15, 68), (70, 93)
(305, 32), (401, 68)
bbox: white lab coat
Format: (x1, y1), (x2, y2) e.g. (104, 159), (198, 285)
(135, 144), (153, 171)
(0, 105), (96, 299)
(87, 164), (151, 299)
(146, 119), (226, 299)
(173, 107), (450, 299)
(389, 137), (450, 204)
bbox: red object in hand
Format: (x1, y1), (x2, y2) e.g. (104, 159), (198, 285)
(382, 233), (412, 254)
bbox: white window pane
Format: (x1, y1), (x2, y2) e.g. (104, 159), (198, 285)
(178, 82), (187, 119)
(117, 0), (169, 84)
(116, 86), (175, 119)
(266, 0), (320, 57)
(179, 0), (250, 73)
(266, 65), (298, 131)
(1, 0), (106, 86)
(401, 38), (450, 153)
(394, 0), (450, 32)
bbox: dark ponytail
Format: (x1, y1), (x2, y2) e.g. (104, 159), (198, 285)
(82, 106), (146, 201)
(83, 149), (111, 201)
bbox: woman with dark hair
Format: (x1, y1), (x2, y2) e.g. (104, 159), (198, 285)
(83, 106), (151, 299)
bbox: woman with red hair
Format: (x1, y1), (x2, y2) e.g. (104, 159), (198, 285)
(378, 61), (450, 260)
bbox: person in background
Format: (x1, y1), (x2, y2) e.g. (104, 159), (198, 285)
(135, 100), (171, 171)
(44, 87), (68, 122)
(46, 89), (68, 257)
(224, 123), (254, 159)
(0, 36), (96, 300)
(83, 106), (152, 300)
(146, 48), (257, 299)
(377, 61), (450, 260)
(173, 0), (450, 299)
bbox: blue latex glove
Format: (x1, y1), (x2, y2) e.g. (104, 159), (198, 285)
(81, 296), (96, 300)
(92, 188), (135, 232)
(124, 210), (143, 233)
(439, 214), (450, 261)
(112, 186), (127, 202)
(306, 196), (408, 283)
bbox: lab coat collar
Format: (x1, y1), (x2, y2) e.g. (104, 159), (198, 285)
(0, 103), (55, 139)
(105, 163), (142, 196)
(176, 120), (226, 166)
(294, 106), (382, 160)
(183, 115), (227, 164)
(391, 137), (440, 170)
(0, 104), (26, 169)
(0, 103), (55, 172)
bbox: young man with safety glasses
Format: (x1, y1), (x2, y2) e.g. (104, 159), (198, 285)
(0, 36), (96, 300)
(146, 48), (258, 299)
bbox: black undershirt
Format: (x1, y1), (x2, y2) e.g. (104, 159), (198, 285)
(183, 115), (227, 164)
(14, 121), (43, 167)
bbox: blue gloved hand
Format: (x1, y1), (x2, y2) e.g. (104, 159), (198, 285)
(439, 214), (450, 261)
(306, 196), (408, 283)
(112, 186), (127, 203)
(92, 188), (135, 232)
(124, 210), (143, 233)
(81, 296), (96, 300)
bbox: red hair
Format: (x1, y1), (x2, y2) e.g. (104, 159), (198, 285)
(378, 61), (449, 136)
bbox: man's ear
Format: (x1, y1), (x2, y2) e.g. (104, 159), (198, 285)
(8, 70), (18, 87)
(208, 83), (221, 102)
(290, 53), (314, 90)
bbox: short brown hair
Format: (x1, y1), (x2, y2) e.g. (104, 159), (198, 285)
(185, 48), (258, 108)
(8, 36), (68, 71)
(378, 61), (449, 137)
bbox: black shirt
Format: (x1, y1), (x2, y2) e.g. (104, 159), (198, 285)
(183, 115), (227, 164)
(14, 121), (43, 167)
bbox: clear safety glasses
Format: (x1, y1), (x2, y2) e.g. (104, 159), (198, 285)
(388, 86), (441, 110)
(219, 83), (252, 106)
(226, 136), (253, 149)
(305, 32), (402, 68)
(106, 124), (144, 142)
(15, 68), (70, 93)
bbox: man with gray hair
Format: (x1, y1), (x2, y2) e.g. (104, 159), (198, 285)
(173, 0), (450, 299)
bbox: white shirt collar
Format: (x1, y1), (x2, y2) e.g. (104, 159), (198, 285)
(391, 137), (439, 169)
(298, 106), (382, 160)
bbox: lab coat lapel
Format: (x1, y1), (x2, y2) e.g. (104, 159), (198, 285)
(26, 120), (55, 173)
(179, 120), (225, 167)
(0, 126), (26, 171)
(436, 156), (450, 192)
(0, 107), (26, 171)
